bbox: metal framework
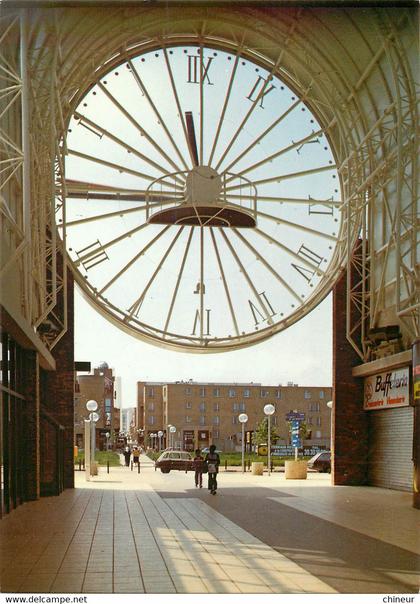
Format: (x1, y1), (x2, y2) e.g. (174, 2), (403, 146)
(0, 5), (417, 359)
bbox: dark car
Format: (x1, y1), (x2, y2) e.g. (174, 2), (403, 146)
(155, 450), (195, 473)
(307, 451), (331, 473)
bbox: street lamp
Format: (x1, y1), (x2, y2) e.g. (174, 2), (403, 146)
(158, 430), (163, 451)
(238, 413), (248, 473)
(264, 403), (275, 476)
(169, 425), (176, 449)
(150, 433), (157, 450)
(105, 432), (110, 451)
(86, 400), (99, 474)
(326, 401), (333, 451)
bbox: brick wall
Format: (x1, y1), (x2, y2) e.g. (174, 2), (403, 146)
(332, 252), (368, 485)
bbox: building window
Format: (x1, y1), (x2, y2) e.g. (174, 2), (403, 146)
(260, 389), (269, 398)
(308, 416), (313, 425)
(309, 402), (320, 412)
(148, 402), (154, 411)
(199, 387), (206, 397)
(232, 416), (238, 425)
(304, 390), (311, 399)
(213, 402), (220, 411)
(213, 388), (220, 397)
(199, 415), (206, 426)
(243, 388), (250, 398)
(185, 415), (192, 423)
(316, 417), (321, 426)
(185, 387), (192, 395)
(213, 430), (219, 439)
(147, 387), (154, 397)
(213, 416), (220, 425)
(275, 389), (281, 399)
(228, 388), (236, 397)
(185, 401), (192, 409)
(148, 415), (155, 425)
(199, 401), (206, 412)
(319, 390), (324, 399)
(239, 402), (246, 411)
(315, 430), (322, 438)
(272, 416), (277, 426)
(233, 402), (239, 412)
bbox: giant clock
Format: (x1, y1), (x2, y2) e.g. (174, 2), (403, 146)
(57, 39), (348, 352)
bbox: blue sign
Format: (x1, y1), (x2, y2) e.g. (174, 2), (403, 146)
(286, 412), (305, 421)
(290, 419), (302, 448)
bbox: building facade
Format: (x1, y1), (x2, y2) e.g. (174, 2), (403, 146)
(137, 381), (332, 452)
(74, 363), (120, 451)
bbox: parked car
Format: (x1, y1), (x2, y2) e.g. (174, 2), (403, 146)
(155, 450), (195, 473)
(200, 447), (222, 454)
(307, 451), (331, 473)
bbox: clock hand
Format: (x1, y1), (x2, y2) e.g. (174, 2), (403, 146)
(185, 111), (199, 167)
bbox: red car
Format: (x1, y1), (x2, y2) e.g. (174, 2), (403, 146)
(155, 450), (195, 473)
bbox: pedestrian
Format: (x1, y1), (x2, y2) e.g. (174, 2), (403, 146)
(123, 446), (131, 467)
(193, 448), (204, 488)
(205, 444), (220, 495)
(132, 446), (140, 466)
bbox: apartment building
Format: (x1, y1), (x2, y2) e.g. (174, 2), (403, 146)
(137, 381), (332, 452)
(74, 363), (120, 450)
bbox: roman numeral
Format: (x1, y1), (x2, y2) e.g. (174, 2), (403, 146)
(191, 309), (211, 336)
(246, 75), (276, 108)
(75, 239), (109, 271)
(308, 196), (334, 216)
(187, 55), (214, 85)
(291, 244), (324, 283)
(248, 291), (276, 326)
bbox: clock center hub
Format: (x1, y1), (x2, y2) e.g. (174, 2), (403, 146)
(185, 165), (222, 205)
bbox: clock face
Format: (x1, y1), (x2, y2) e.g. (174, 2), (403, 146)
(58, 41), (346, 352)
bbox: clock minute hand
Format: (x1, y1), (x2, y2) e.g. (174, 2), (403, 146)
(185, 111), (199, 167)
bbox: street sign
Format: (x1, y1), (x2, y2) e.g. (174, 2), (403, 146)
(290, 419), (302, 448)
(286, 412), (305, 421)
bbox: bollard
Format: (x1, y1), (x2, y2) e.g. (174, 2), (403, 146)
(82, 459), (85, 470)
(107, 460), (110, 474)
(138, 461), (140, 474)
(79, 459), (82, 471)
(225, 459), (228, 471)
(271, 461), (274, 472)
(131, 460), (133, 471)
(247, 459), (251, 471)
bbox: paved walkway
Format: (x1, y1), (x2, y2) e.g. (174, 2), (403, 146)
(0, 454), (419, 595)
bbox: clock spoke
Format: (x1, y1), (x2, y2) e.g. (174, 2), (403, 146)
(224, 128), (324, 183)
(162, 47), (197, 169)
(208, 51), (241, 168)
(67, 148), (182, 185)
(62, 199), (178, 228)
(73, 111), (186, 186)
(126, 226), (185, 319)
(231, 228), (303, 305)
(244, 206), (338, 242)
(98, 225), (172, 296)
(97, 81), (185, 174)
(222, 97), (302, 174)
(214, 57), (282, 172)
(253, 226), (326, 277)
(163, 227), (194, 335)
(219, 228), (275, 327)
(223, 164), (336, 191)
(128, 58), (190, 171)
(209, 227), (240, 337)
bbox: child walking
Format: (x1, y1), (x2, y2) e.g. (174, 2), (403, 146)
(193, 448), (204, 488)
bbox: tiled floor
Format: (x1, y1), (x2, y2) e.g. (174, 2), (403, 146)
(0, 455), (418, 594)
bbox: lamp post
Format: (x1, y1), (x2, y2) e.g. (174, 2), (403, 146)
(86, 400), (98, 472)
(150, 433), (157, 450)
(326, 401), (333, 451)
(264, 404), (275, 476)
(169, 425), (176, 449)
(105, 432), (110, 451)
(238, 413), (248, 473)
(158, 430), (163, 451)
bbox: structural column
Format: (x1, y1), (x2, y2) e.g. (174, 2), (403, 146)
(412, 338), (420, 509)
(332, 258), (368, 485)
(23, 350), (40, 501)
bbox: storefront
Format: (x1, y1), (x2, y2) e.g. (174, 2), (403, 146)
(364, 366), (413, 491)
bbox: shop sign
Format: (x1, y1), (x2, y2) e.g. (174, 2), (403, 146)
(364, 367), (410, 410)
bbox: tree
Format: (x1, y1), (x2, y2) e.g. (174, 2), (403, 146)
(253, 417), (278, 446)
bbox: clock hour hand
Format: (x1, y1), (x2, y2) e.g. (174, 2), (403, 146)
(185, 111), (199, 167)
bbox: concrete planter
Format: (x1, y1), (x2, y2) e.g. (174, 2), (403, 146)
(284, 460), (307, 479)
(251, 461), (264, 475)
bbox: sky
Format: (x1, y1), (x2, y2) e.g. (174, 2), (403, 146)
(74, 285), (333, 408)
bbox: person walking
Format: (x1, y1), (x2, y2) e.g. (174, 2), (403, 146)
(205, 444), (220, 495)
(193, 449), (204, 488)
(123, 446), (131, 467)
(132, 446), (140, 466)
